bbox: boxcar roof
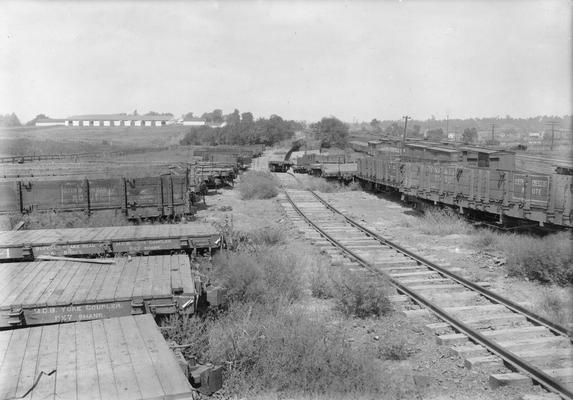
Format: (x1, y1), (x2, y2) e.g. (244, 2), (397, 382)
(0, 223), (218, 248)
(0, 314), (194, 400)
(0, 255), (194, 310)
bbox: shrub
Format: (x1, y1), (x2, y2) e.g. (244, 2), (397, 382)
(206, 302), (401, 396)
(249, 226), (285, 247)
(533, 289), (572, 327)
(378, 341), (417, 361)
(503, 232), (573, 285)
(472, 229), (501, 250)
(335, 275), (393, 319)
(413, 208), (474, 236)
(239, 171), (279, 199)
(213, 249), (304, 305)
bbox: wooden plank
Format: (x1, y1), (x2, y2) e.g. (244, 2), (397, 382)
(114, 256), (141, 301)
(91, 319), (119, 400)
(156, 254), (171, 297)
(14, 325), (43, 398)
(95, 258), (126, 302)
(134, 315), (193, 395)
(54, 322), (78, 399)
(57, 260), (94, 305)
(177, 255), (195, 294)
(71, 263), (104, 304)
(46, 261), (83, 306)
(25, 261), (67, 307)
(132, 255), (151, 299)
(0, 330), (13, 370)
(103, 317), (141, 400)
(31, 261), (71, 307)
(0, 261), (46, 306)
(10, 261), (54, 306)
(170, 255), (184, 294)
(29, 325), (59, 400)
(86, 262), (112, 301)
(75, 321), (101, 400)
(0, 262), (37, 295)
(0, 327), (30, 399)
(119, 316), (165, 398)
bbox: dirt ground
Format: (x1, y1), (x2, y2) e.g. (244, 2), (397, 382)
(193, 173), (550, 400)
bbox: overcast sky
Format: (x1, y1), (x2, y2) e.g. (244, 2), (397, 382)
(0, 1), (571, 123)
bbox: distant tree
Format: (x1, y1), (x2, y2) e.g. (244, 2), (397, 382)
(241, 112), (254, 125)
(410, 124), (422, 138)
(201, 109), (223, 123)
(225, 109), (241, 126)
(384, 122), (402, 137)
(426, 128), (445, 141)
(26, 114), (48, 126)
(133, 110), (138, 116)
(183, 112), (195, 119)
(312, 117), (349, 149)
(0, 113), (22, 127)
(462, 127), (478, 143)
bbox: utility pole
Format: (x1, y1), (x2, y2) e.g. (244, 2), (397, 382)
(401, 115), (410, 160)
(446, 114), (449, 139)
(490, 123), (496, 144)
(546, 121), (559, 151)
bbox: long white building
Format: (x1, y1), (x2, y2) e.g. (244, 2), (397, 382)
(35, 114), (175, 127)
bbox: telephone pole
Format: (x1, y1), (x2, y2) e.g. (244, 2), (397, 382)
(401, 115), (410, 160)
(546, 121), (559, 151)
(446, 114), (449, 139)
(490, 123), (496, 144)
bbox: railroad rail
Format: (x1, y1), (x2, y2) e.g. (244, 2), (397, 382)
(279, 175), (572, 399)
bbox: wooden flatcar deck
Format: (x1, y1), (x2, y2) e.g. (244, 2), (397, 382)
(0, 223), (220, 261)
(0, 314), (195, 400)
(0, 255), (197, 328)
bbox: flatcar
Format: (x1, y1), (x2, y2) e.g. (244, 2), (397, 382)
(0, 223), (221, 261)
(0, 255), (226, 328)
(0, 314), (222, 397)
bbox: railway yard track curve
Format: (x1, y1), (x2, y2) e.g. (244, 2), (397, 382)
(276, 171), (573, 400)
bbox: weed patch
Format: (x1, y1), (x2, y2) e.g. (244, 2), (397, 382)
(212, 249), (304, 305)
(206, 302), (403, 396)
(239, 171), (279, 199)
(502, 232), (573, 285)
(414, 208), (474, 236)
(335, 275), (393, 318)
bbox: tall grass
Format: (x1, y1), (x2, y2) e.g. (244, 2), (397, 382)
(239, 171), (279, 199)
(161, 237), (412, 398)
(473, 230), (573, 285)
(413, 208), (474, 236)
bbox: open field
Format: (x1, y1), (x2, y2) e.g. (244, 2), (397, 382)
(0, 125), (189, 156)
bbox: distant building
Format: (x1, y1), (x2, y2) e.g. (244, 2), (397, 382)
(182, 117), (206, 126)
(35, 118), (67, 127)
(63, 114), (174, 127)
(207, 121), (227, 128)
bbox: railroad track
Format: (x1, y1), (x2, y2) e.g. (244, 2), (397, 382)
(277, 172), (573, 399)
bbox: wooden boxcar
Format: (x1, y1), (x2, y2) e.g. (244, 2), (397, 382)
(356, 157), (573, 227)
(0, 315), (198, 399)
(0, 255), (200, 328)
(0, 223), (220, 262)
